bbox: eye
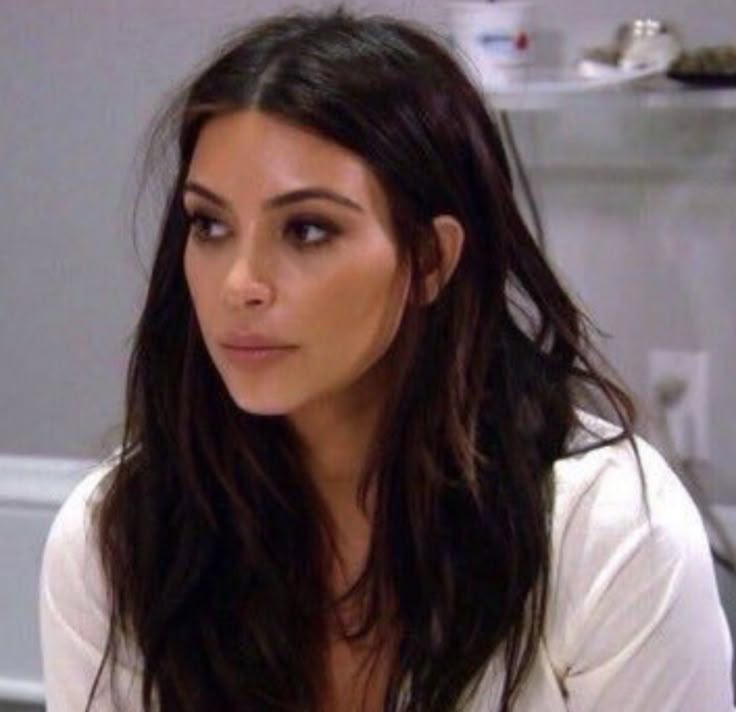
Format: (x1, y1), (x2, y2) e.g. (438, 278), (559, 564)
(186, 211), (230, 243)
(284, 216), (339, 248)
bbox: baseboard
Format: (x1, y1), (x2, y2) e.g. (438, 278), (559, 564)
(0, 455), (95, 508)
(0, 676), (44, 704)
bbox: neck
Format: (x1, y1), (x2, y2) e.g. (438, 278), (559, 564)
(290, 389), (379, 522)
(287, 359), (394, 580)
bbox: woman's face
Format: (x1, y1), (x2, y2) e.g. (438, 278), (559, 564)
(183, 109), (410, 421)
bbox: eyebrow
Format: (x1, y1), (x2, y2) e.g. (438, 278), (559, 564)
(182, 180), (365, 213)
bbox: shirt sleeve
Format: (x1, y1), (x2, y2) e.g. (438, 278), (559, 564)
(39, 464), (143, 712)
(548, 433), (735, 712)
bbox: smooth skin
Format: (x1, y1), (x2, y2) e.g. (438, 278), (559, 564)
(183, 109), (463, 531)
(182, 108), (464, 709)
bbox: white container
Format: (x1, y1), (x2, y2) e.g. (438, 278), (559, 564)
(447, 1), (536, 85)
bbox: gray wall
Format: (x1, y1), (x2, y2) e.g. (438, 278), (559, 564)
(0, 0), (437, 461)
(508, 104), (736, 502)
(1, 0), (735, 496)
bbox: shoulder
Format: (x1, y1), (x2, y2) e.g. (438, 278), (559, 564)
(551, 410), (704, 570)
(39, 456), (116, 648)
(39, 454), (147, 710)
(42, 456), (114, 584)
(545, 412), (732, 695)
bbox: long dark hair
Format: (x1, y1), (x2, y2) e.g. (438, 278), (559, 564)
(89, 7), (637, 711)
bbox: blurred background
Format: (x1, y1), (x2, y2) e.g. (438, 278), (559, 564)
(1, 0), (734, 708)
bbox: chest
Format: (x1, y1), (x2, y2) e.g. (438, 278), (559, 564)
(323, 636), (393, 712)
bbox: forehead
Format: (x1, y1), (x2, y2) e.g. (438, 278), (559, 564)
(187, 109), (392, 220)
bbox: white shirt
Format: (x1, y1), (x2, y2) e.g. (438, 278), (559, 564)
(39, 415), (735, 711)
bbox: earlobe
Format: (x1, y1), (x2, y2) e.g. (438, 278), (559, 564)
(421, 214), (465, 304)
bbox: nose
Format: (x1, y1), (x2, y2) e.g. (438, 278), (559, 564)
(221, 243), (275, 310)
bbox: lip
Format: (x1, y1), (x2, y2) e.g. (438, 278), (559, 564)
(219, 332), (298, 366)
(221, 345), (297, 365)
(220, 332), (296, 349)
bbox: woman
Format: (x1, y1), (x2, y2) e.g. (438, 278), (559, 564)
(39, 7), (733, 712)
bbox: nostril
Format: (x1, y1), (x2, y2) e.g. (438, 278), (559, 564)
(222, 279), (274, 309)
(244, 294), (267, 306)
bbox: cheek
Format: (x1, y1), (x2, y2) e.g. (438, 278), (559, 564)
(318, 258), (408, 352)
(183, 246), (211, 320)
(183, 249), (222, 355)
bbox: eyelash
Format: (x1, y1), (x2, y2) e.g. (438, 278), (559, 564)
(286, 216), (340, 247)
(186, 212), (228, 243)
(185, 210), (339, 249)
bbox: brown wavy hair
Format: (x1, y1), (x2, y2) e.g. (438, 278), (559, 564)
(88, 7), (637, 711)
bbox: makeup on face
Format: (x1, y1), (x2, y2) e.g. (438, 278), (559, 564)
(182, 109), (410, 421)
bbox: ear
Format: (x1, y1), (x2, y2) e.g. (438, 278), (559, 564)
(420, 214), (465, 305)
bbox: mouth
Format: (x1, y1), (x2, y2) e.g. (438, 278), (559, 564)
(220, 343), (298, 365)
(220, 331), (296, 349)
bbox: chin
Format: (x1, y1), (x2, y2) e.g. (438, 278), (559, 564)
(228, 391), (292, 417)
(221, 379), (300, 417)
(211, 358), (297, 416)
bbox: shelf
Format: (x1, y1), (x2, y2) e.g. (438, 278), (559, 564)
(485, 76), (736, 112)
